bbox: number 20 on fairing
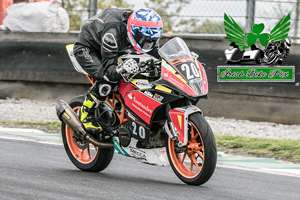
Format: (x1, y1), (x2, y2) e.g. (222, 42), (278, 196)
(132, 122), (146, 139)
(180, 62), (200, 80)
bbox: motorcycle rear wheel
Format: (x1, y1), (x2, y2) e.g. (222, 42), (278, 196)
(167, 113), (217, 185)
(61, 96), (114, 172)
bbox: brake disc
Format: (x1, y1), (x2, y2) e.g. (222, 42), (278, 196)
(73, 133), (89, 150)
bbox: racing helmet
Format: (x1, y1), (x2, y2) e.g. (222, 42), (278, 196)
(284, 37), (292, 48)
(127, 8), (163, 53)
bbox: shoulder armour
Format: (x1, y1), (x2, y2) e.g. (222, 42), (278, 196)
(102, 28), (119, 50)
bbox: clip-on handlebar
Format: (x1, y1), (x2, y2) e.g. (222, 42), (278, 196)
(121, 59), (161, 83)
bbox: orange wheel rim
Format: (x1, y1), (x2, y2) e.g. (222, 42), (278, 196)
(65, 106), (98, 164)
(168, 121), (204, 179)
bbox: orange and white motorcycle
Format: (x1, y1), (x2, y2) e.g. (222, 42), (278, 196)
(56, 37), (217, 185)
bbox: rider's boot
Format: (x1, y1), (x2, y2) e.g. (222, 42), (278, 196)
(80, 92), (103, 134)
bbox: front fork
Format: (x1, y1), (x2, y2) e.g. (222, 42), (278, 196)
(164, 102), (202, 147)
(164, 103), (180, 143)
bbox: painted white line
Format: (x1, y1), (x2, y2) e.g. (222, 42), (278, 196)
(0, 134), (62, 146)
(0, 127), (45, 133)
(217, 164), (300, 178)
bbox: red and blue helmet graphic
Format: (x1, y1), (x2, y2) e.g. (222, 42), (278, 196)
(127, 8), (163, 53)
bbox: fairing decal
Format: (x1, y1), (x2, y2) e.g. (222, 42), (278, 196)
(126, 113), (150, 142)
(113, 138), (170, 166)
(162, 60), (186, 83)
(161, 63), (198, 96)
(154, 85), (172, 93)
(125, 111), (149, 129)
(169, 109), (185, 144)
(169, 105), (203, 146)
(118, 80), (138, 97)
(124, 91), (162, 124)
(131, 79), (153, 89)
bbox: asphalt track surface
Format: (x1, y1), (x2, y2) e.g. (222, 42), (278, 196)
(1, 138), (299, 200)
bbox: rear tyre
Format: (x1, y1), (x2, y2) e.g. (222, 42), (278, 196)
(61, 96), (114, 172)
(167, 113), (217, 185)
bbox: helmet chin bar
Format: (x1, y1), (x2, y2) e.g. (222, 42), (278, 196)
(127, 27), (144, 54)
(137, 44), (152, 53)
(127, 31), (155, 54)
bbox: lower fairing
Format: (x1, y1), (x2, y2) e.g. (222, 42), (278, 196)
(113, 138), (169, 166)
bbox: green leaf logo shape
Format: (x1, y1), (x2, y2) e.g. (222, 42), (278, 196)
(251, 23), (264, 35)
(259, 33), (271, 47)
(245, 33), (258, 47)
(224, 13), (291, 49)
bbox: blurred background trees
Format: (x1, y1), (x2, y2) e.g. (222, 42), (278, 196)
(58, 0), (299, 42)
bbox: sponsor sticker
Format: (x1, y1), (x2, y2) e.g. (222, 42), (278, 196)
(153, 93), (164, 102)
(130, 147), (147, 160)
(143, 91), (164, 102)
(144, 91), (153, 98)
(162, 62), (173, 71)
(217, 66), (295, 82)
(132, 96), (153, 114)
(135, 80), (152, 89)
(159, 148), (167, 154)
(82, 48), (93, 63)
(63, 113), (70, 120)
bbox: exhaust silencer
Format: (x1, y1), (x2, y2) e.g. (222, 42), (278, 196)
(56, 100), (114, 149)
(56, 100), (86, 136)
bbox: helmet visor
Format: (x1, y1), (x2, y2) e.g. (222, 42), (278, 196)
(134, 30), (158, 51)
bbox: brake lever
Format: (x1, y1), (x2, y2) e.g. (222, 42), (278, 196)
(121, 68), (145, 83)
(154, 60), (162, 68)
(121, 59), (161, 83)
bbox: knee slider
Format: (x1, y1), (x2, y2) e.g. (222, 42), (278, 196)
(99, 84), (112, 97)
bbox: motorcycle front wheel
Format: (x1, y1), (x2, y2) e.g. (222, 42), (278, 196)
(61, 95), (114, 172)
(167, 113), (217, 185)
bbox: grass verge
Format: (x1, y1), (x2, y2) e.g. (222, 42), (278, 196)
(215, 135), (300, 164)
(0, 120), (61, 133)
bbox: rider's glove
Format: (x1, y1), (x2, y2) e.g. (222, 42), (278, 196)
(116, 58), (139, 74)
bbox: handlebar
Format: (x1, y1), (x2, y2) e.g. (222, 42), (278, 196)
(121, 59), (162, 83)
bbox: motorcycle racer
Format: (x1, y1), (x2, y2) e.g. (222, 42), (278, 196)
(262, 37), (292, 64)
(73, 8), (163, 135)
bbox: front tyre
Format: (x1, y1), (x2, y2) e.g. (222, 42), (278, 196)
(167, 113), (217, 185)
(61, 96), (114, 172)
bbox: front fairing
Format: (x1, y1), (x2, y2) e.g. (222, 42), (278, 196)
(158, 37), (208, 97)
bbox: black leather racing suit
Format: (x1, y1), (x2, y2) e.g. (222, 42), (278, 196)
(74, 8), (160, 97)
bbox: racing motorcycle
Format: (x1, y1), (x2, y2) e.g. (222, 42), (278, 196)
(225, 42), (263, 64)
(261, 40), (291, 65)
(56, 37), (217, 186)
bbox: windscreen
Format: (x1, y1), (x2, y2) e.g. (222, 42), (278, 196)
(158, 37), (207, 97)
(159, 37), (191, 61)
